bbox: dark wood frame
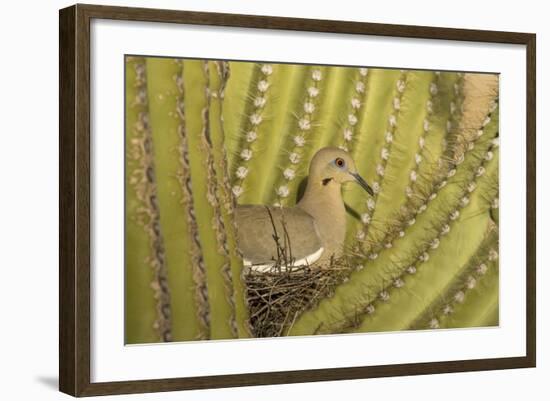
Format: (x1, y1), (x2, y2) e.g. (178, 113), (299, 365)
(59, 3), (536, 397)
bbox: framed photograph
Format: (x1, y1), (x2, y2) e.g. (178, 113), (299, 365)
(59, 3), (536, 397)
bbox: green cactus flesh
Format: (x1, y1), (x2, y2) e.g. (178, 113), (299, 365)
(125, 57), (172, 343)
(125, 57), (499, 342)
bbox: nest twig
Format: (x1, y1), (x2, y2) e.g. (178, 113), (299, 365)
(244, 263), (352, 337)
(243, 208), (353, 337)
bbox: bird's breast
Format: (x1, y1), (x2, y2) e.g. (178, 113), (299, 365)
(297, 194), (347, 259)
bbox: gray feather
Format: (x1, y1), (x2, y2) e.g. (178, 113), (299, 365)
(234, 205), (323, 266)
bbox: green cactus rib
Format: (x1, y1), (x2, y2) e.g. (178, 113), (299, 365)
(145, 57), (207, 341)
(287, 102), (499, 336)
(336, 68), (370, 151)
(336, 141), (499, 334)
(227, 63), (274, 203)
(466, 148), (499, 220)
(356, 72), (462, 255)
(181, 60), (237, 339)
(223, 61), (259, 165)
(353, 148), (498, 332)
(278, 66), (370, 203)
(207, 60), (251, 338)
(125, 57), (158, 344)
(125, 57), (172, 343)
(270, 66), (330, 205)
(254, 64), (311, 206)
(203, 61), (239, 338)
(342, 68), (402, 245)
(175, 62), (212, 339)
(355, 70), (409, 244)
(376, 72), (460, 252)
(472, 147), (499, 227)
(227, 64), (310, 205)
(396, 73), (462, 239)
(283, 67), (376, 204)
(350, 76), (485, 263)
(490, 188), (499, 225)
(410, 224), (499, 330)
(360, 71), (438, 248)
(358, 75), (461, 258)
(227, 63), (264, 180)
(438, 258), (499, 328)
(402, 72), (459, 206)
(303, 66), (361, 153)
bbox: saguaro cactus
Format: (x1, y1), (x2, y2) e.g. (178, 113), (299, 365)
(125, 57), (499, 342)
(286, 78), (498, 336)
(125, 57), (172, 343)
(125, 57), (250, 343)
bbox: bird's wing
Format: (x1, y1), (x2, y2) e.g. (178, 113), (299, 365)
(234, 205), (324, 270)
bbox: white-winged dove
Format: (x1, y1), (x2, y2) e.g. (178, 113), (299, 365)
(235, 147), (373, 271)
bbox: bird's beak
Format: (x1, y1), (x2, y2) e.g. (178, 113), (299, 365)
(350, 172), (374, 196)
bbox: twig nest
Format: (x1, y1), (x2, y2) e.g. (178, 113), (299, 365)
(244, 258), (354, 337)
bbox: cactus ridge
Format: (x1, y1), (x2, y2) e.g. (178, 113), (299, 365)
(438, 257), (499, 328)
(210, 61), (253, 337)
(353, 71), (409, 244)
(229, 63), (271, 200)
(200, 61), (239, 338)
(348, 144), (499, 334)
(355, 73), (461, 257)
(208, 60), (255, 337)
(357, 86), (490, 263)
(316, 136), (498, 334)
(337, 68), (370, 151)
(287, 101), (499, 336)
(401, 73), (457, 206)
(174, 63), (212, 339)
(126, 58), (172, 342)
(271, 66), (329, 206)
(410, 224), (499, 330)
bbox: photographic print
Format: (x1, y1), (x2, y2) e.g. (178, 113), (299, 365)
(125, 56), (499, 344)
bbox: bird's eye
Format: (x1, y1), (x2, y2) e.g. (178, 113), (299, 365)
(335, 157), (346, 168)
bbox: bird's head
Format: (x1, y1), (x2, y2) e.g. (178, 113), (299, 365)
(309, 147), (374, 196)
